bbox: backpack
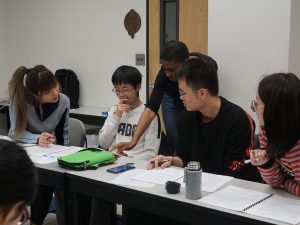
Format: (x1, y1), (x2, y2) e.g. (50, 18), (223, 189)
(55, 69), (79, 109)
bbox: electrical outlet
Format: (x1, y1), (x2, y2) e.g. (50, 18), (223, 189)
(135, 54), (145, 66)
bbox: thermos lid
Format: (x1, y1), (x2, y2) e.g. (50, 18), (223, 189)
(187, 161), (201, 170)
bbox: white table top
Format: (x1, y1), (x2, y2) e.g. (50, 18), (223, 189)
(67, 156), (299, 225)
(70, 106), (109, 117)
(0, 98), (9, 106)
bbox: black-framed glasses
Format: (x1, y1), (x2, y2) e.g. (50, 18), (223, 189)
(112, 87), (134, 95)
(251, 100), (264, 112)
(179, 88), (207, 98)
(250, 100), (257, 112)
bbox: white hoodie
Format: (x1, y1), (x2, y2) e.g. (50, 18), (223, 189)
(99, 104), (160, 160)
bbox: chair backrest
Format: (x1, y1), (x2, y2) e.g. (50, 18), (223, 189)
(69, 118), (86, 147)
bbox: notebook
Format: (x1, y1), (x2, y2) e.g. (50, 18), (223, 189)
(198, 185), (300, 225)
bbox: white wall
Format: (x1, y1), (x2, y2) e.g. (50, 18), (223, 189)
(208, 0), (291, 125)
(3, 0), (146, 108)
(289, 0), (300, 76)
(0, 0), (8, 134)
(0, 0), (7, 98)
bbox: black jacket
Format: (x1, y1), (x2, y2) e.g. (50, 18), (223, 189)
(176, 97), (261, 182)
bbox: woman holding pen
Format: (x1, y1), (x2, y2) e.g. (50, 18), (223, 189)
(8, 65), (70, 225)
(250, 73), (300, 197)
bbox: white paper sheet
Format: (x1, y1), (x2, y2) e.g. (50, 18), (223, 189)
(24, 145), (82, 164)
(110, 169), (156, 188)
(49, 146), (82, 157)
(177, 172), (233, 192)
(246, 195), (300, 225)
(131, 167), (184, 185)
(29, 155), (58, 164)
(24, 144), (72, 157)
(198, 185), (271, 211)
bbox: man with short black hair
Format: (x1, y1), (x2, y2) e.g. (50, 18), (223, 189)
(114, 41), (217, 155)
(148, 58), (261, 181)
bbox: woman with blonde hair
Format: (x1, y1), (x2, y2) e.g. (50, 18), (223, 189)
(8, 65), (70, 224)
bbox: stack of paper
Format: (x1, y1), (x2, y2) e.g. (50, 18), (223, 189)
(199, 185), (300, 225)
(24, 144), (82, 164)
(110, 169), (156, 188)
(177, 172), (233, 192)
(131, 167), (184, 184)
(110, 168), (233, 193)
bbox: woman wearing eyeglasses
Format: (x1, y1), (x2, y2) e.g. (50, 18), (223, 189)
(250, 73), (300, 197)
(0, 139), (37, 225)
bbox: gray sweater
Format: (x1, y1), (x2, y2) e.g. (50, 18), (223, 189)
(9, 93), (70, 145)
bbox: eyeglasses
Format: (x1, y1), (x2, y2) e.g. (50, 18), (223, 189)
(251, 100), (264, 112)
(112, 87), (133, 95)
(179, 88), (207, 99)
(18, 206), (30, 225)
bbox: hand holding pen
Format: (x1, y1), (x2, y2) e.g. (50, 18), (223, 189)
(147, 155), (172, 170)
(250, 149), (269, 166)
(38, 132), (55, 147)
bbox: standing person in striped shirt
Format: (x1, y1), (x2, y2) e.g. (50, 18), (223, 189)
(8, 65), (70, 224)
(250, 73), (300, 197)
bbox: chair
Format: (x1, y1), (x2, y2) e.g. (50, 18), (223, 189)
(69, 118), (86, 147)
(46, 118), (87, 217)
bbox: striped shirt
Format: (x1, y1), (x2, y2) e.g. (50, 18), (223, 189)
(258, 126), (300, 197)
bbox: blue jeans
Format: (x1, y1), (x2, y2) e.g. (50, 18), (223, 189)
(161, 94), (184, 153)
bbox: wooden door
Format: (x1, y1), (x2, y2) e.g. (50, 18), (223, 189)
(179, 0), (208, 54)
(147, 0), (208, 130)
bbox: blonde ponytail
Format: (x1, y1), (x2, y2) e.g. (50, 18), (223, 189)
(8, 66), (28, 139)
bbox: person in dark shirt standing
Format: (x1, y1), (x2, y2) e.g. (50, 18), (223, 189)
(114, 41), (217, 155)
(148, 58), (261, 182)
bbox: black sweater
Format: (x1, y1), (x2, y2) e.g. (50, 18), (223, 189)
(176, 97), (261, 181)
(146, 68), (182, 113)
(146, 53), (218, 113)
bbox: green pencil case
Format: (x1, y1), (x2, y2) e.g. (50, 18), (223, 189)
(57, 148), (115, 170)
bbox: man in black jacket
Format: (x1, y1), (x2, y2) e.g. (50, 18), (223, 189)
(131, 57), (261, 225)
(148, 58), (261, 182)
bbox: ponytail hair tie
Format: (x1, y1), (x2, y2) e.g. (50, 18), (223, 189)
(23, 74), (28, 87)
(23, 68), (31, 87)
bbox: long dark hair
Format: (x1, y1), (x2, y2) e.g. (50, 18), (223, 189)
(8, 65), (58, 139)
(258, 73), (300, 158)
(0, 140), (37, 212)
